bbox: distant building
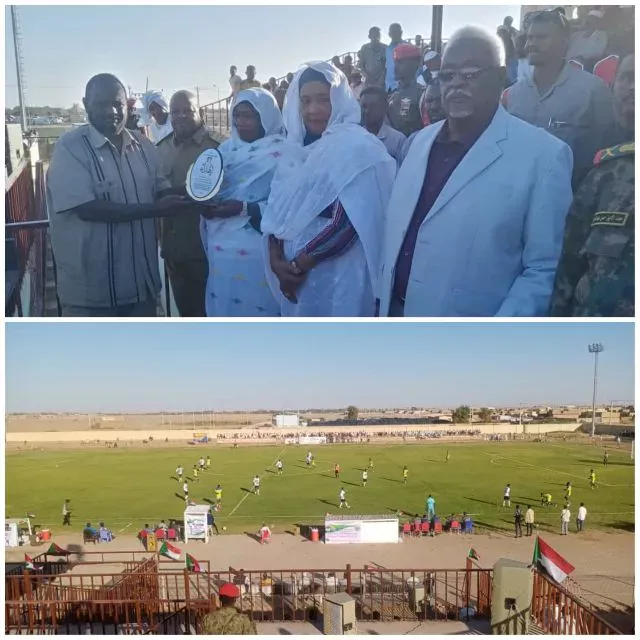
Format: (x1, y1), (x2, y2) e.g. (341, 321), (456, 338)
(272, 414), (300, 428)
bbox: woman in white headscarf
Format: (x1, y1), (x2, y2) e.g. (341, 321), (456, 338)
(144, 91), (173, 143)
(261, 61), (396, 317)
(201, 88), (285, 317)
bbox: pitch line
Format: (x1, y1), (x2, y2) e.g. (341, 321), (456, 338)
(485, 452), (622, 487)
(228, 445), (287, 517)
(118, 522), (133, 533)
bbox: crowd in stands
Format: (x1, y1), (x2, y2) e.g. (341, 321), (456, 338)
(46, 7), (634, 319)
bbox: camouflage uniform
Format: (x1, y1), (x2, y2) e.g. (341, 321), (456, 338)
(550, 141), (634, 316)
(201, 605), (257, 635)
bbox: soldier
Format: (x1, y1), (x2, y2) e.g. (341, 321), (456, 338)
(550, 54), (634, 317)
(201, 583), (257, 635)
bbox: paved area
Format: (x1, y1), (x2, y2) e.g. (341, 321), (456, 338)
(256, 620), (491, 635)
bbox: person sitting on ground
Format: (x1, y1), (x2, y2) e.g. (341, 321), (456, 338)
(259, 523), (272, 544)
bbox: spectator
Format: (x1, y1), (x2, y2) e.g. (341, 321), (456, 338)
(83, 522), (97, 537)
(331, 56), (343, 72)
(386, 23), (406, 92)
(239, 66), (261, 91)
(525, 505), (535, 536)
(550, 54), (634, 317)
(144, 91), (173, 144)
(359, 26), (387, 89)
(207, 509), (220, 536)
(502, 15), (519, 41)
(568, 10), (608, 69)
(229, 65), (242, 99)
(286, 72), (294, 85)
(98, 522), (113, 542)
(515, 34), (532, 80)
(497, 26), (518, 85)
(350, 70), (365, 100)
(387, 44), (425, 137)
(420, 78), (445, 125)
(419, 51), (441, 86)
(504, 10), (615, 184)
(274, 81), (288, 111)
(342, 55), (355, 80)
(359, 86), (406, 163)
(259, 523), (271, 544)
(576, 502), (587, 531)
(158, 520), (168, 531)
(560, 504), (571, 535)
(62, 499), (71, 527)
(380, 26), (573, 317)
(268, 77), (278, 93)
(514, 505), (524, 538)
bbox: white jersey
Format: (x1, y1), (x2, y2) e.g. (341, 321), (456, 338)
(339, 490), (346, 501)
(183, 483), (189, 493)
(176, 467), (183, 475)
(253, 477), (261, 487)
(362, 471), (368, 480)
(504, 486), (511, 497)
(276, 461), (283, 469)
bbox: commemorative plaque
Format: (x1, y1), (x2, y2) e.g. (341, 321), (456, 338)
(186, 148), (224, 202)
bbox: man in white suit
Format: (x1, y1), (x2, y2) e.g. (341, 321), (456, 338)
(379, 26), (573, 317)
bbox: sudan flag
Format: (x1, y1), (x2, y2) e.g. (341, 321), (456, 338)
(159, 541), (182, 561)
(24, 554), (42, 570)
(467, 548), (480, 561)
(532, 536), (575, 584)
(47, 543), (69, 556)
(186, 553), (202, 573)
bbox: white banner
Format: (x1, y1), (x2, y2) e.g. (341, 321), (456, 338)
(325, 517), (399, 544)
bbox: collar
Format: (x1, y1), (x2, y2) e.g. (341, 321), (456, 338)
(436, 112), (495, 149)
(376, 122), (391, 140)
(87, 124), (134, 150)
(173, 125), (209, 147)
(528, 61), (574, 91)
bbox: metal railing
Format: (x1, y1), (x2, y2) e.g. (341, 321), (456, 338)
(531, 570), (624, 635)
(5, 160), (49, 317)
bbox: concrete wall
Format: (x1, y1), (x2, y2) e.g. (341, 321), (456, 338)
(5, 422), (581, 444)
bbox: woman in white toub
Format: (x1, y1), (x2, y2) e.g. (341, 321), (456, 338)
(261, 61), (396, 317)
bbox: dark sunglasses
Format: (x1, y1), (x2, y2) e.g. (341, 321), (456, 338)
(438, 67), (497, 83)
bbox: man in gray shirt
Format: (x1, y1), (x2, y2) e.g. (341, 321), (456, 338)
(47, 74), (191, 316)
(503, 10), (614, 184)
(359, 86), (406, 163)
(358, 26), (387, 89)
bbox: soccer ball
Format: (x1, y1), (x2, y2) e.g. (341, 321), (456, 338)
(222, 526), (227, 531)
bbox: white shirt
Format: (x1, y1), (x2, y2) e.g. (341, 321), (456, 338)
(148, 119), (173, 145)
(578, 506), (587, 520)
(230, 74), (242, 97)
(504, 486), (511, 497)
(260, 526), (271, 536)
(253, 477), (260, 486)
(362, 471), (368, 480)
(276, 461), (283, 468)
(183, 483), (188, 492)
(351, 83), (364, 100)
(176, 467), (183, 475)
(339, 490), (346, 500)
(561, 508), (571, 523)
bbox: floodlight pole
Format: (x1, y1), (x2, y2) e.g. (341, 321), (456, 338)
(588, 343), (604, 438)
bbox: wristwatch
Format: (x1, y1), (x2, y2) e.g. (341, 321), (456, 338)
(241, 201), (248, 216)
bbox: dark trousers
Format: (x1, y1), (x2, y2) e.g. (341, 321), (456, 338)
(166, 259), (207, 317)
(577, 518), (584, 532)
(62, 513), (71, 526)
(526, 523), (533, 536)
(515, 521), (523, 538)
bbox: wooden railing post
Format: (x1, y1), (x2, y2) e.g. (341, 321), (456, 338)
(345, 563), (352, 595)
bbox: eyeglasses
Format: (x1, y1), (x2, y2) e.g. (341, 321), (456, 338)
(438, 68), (496, 83)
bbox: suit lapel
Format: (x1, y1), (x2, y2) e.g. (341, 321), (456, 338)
(423, 107), (509, 224)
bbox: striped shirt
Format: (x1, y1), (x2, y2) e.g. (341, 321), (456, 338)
(304, 200), (357, 262)
(47, 125), (170, 308)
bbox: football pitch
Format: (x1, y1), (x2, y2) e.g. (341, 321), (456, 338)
(5, 440), (634, 535)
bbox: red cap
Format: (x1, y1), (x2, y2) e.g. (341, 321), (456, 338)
(219, 583), (240, 598)
(393, 44), (422, 61)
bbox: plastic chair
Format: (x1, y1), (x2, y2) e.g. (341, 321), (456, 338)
(433, 520), (443, 535)
(450, 521), (461, 534)
(401, 522), (411, 538)
(420, 521), (430, 536)
(155, 529), (166, 541)
(167, 528), (177, 541)
(412, 521), (422, 536)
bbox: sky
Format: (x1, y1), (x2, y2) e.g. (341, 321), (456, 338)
(4, 3), (520, 108)
(5, 322), (634, 413)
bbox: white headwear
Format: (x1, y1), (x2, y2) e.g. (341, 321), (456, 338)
(261, 61), (396, 314)
(144, 90), (169, 113)
(228, 88), (285, 143)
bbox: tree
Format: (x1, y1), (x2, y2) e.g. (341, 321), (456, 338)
(452, 405), (471, 424)
(478, 407), (492, 423)
(346, 406), (359, 421)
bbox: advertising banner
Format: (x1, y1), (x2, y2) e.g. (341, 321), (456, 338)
(324, 517), (399, 544)
(325, 519), (362, 544)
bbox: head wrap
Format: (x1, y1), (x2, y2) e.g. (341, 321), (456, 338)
(393, 44), (422, 61)
(144, 90), (169, 113)
(423, 50), (440, 63)
(299, 67), (331, 90)
(231, 88), (284, 141)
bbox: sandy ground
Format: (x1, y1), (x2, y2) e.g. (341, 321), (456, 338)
(8, 529), (633, 614)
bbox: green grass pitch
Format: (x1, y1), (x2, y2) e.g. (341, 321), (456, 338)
(5, 441), (634, 535)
